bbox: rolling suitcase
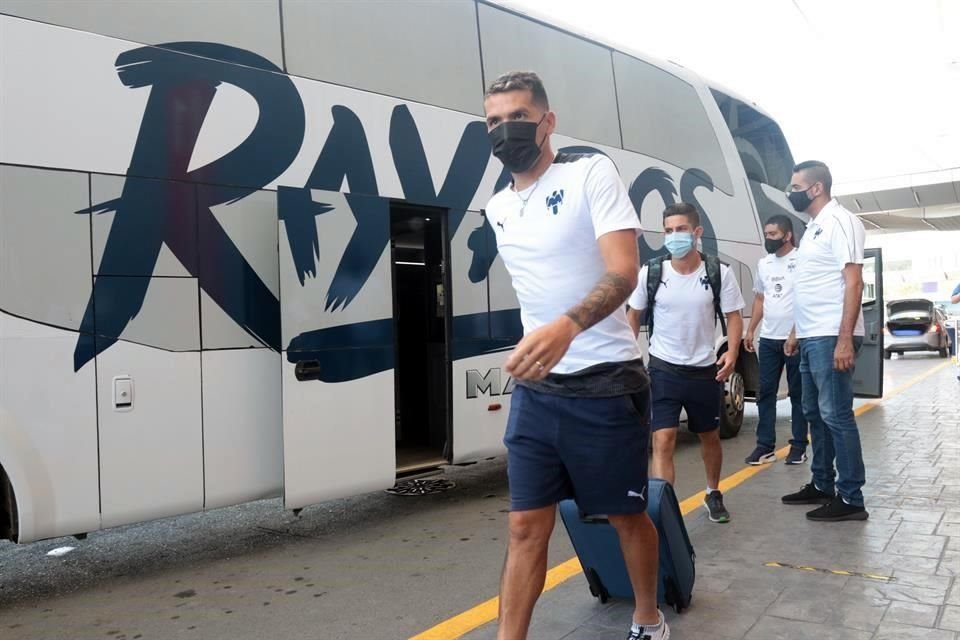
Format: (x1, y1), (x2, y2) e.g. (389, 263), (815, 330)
(558, 478), (695, 613)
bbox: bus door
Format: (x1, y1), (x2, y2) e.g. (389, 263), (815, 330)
(389, 204), (451, 475)
(854, 247), (884, 398)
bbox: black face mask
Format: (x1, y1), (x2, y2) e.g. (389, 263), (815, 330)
(488, 115), (546, 174)
(764, 237), (787, 254)
(788, 186), (813, 212)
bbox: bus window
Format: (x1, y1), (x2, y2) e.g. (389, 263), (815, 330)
(614, 52), (733, 195)
(711, 89), (805, 240)
(711, 90), (794, 191)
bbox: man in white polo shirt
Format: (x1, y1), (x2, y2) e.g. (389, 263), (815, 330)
(626, 202), (745, 524)
(483, 71), (665, 640)
(781, 160), (869, 522)
(744, 214), (808, 466)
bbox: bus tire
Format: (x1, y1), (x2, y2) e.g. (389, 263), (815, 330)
(719, 370), (744, 440)
(0, 463), (18, 543)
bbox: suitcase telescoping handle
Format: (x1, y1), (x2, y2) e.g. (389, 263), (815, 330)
(660, 482), (696, 559)
(577, 508), (610, 524)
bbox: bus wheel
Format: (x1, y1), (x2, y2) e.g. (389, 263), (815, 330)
(719, 371), (744, 440)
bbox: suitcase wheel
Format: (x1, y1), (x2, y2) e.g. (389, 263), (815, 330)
(664, 577), (689, 614)
(584, 568), (609, 603)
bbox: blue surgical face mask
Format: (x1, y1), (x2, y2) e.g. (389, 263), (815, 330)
(664, 231), (695, 258)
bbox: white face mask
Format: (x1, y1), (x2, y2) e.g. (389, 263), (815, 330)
(664, 231), (695, 258)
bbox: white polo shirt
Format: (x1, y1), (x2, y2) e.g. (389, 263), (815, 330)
(754, 248), (799, 340)
(628, 260), (745, 367)
(794, 200), (866, 338)
(486, 152), (642, 374)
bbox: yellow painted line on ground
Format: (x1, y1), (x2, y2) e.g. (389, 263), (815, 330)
(764, 561), (895, 583)
(409, 360), (951, 640)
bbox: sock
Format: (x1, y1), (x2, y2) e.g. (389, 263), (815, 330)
(631, 612), (662, 633)
(706, 487), (717, 495)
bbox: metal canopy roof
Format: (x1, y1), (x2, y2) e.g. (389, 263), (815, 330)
(834, 169), (960, 233)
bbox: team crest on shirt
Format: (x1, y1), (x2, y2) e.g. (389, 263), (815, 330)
(546, 190), (565, 215)
(788, 261), (797, 272)
(699, 274), (711, 291)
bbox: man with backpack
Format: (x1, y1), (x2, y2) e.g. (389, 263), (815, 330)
(627, 202), (745, 523)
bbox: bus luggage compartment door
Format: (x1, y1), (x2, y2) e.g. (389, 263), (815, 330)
(278, 191), (396, 510)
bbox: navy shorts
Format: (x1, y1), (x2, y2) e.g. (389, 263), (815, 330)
(650, 366), (721, 433)
(504, 385), (651, 515)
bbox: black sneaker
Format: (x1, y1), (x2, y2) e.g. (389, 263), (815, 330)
(781, 483), (834, 505)
(784, 446), (808, 465)
(806, 497), (869, 521)
(704, 490), (730, 523)
(745, 446), (777, 465)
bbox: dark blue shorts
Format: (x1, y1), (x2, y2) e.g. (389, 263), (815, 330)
(650, 366), (721, 433)
(504, 385), (650, 515)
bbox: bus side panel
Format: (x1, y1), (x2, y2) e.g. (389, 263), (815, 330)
(0, 165), (100, 543)
(202, 349), (282, 509)
(0, 16), (146, 177)
(96, 343), (203, 530)
(0, 315), (100, 543)
(199, 187), (283, 509)
(449, 211), (512, 462)
(450, 354), (512, 463)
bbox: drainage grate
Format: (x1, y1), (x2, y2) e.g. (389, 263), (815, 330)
(386, 478), (456, 496)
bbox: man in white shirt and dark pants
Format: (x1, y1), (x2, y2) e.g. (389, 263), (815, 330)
(744, 215), (808, 465)
(781, 160), (869, 522)
(627, 202), (745, 524)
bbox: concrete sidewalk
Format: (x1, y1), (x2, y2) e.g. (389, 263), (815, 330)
(464, 363), (960, 640)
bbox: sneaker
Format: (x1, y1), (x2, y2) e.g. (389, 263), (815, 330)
(627, 610), (670, 640)
(806, 497), (869, 522)
(745, 446), (777, 465)
(703, 490), (730, 523)
(784, 446), (808, 465)
(781, 483), (834, 505)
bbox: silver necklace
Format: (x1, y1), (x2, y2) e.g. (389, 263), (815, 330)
(515, 178), (541, 216)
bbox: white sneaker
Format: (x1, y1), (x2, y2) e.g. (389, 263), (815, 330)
(627, 610), (670, 639)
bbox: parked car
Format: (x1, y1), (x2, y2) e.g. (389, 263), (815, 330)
(884, 299), (952, 359)
(934, 300), (960, 318)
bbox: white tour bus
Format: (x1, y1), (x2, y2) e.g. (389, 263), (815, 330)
(0, 0), (884, 544)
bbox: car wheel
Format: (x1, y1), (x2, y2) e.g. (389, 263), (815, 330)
(939, 347), (949, 358)
(884, 350), (892, 360)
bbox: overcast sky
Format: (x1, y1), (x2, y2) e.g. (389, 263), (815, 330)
(504, 0), (960, 188)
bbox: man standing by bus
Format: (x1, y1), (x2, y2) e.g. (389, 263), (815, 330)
(483, 72), (666, 640)
(782, 160), (869, 521)
(744, 215), (808, 465)
(626, 203), (745, 524)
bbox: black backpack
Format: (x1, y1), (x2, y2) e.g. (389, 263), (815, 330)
(645, 252), (727, 337)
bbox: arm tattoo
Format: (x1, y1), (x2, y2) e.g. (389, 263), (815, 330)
(564, 271), (634, 331)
